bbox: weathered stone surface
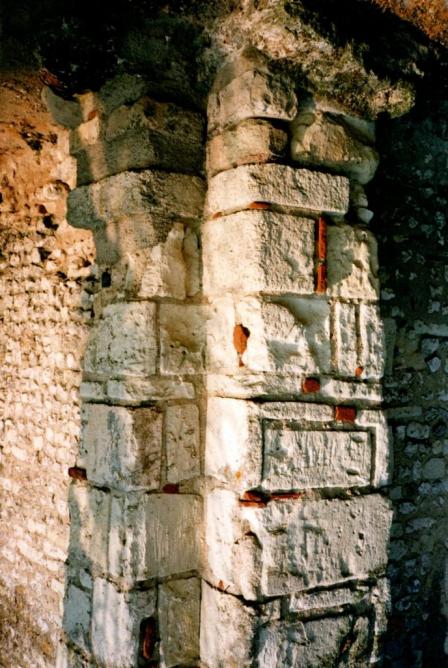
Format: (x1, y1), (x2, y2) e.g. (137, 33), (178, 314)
(42, 86), (83, 128)
(166, 405), (200, 483)
(207, 296), (331, 375)
(68, 170), (205, 231)
(206, 119), (288, 176)
(158, 578), (200, 667)
(200, 583), (255, 668)
(206, 164), (349, 217)
(256, 614), (372, 667)
(84, 302), (157, 378)
(91, 578), (156, 668)
(105, 377), (195, 404)
(208, 70), (297, 134)
(359, 303), (386, 379)
(262, 424), (371, 491)
(160, 304), (207, 375)
(205, 490), (392, 599)
(62, 584), (91, 652)
(84, 405), (162, 491)
(357, 409), (391, 487)
(68, 484), (110, 572)
(203, 211), (315, 295)
(72, 97), (204, 185)
(334, 301), (358, 376)
(109, 494), (202, 581)
(327, 224), (379, 299)
(291, 108), (379, 184)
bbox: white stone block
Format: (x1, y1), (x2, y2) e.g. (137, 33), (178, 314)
(91, 578), (156, 668)
(84, 404), (162, 490)
(68, 170), (205, 230)
(327, 225), (379, 299)
(84, 302), (157, 377)
(359, 303), (386, 379)
(357, 409), (391, 487)
(166, 405), (200, 483)
(206, 164), (349, 217)
(334, 301), (358, 376)
(160, 304), (207, 375)
(207, 296), (331, 375)
(205, 490), (392, 599)
(291, 109), (379, 184)
(68, 484), (110, 572)
(106, 377), (195, 404)
(62, 584), (91, 652)
(109, 493), (202, 581)
(200, 582), (255, 668)
(208, 69), (297, 133)
(159, 578), (200, 667)
(203, 210), (314, 295)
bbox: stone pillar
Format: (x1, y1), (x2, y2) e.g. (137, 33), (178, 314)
(56, 75), (206, 667)
(200, 50), (392, 666)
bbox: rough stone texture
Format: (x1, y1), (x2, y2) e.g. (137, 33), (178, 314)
(327, 224), (379, 299)
(203, 210), (315, 296)
(160, 304), (208, 375)
(206, 163), (350, 217)
(0, 73), (95, 668)
(205, 490), (392, 600)
(82, 405), (163, 490)
(291, 105), (379, 184)
(165, 405), (201, 483)
(206, 118), (288, 177)
(158, 578), (200, 667)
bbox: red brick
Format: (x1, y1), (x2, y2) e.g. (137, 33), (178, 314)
(248, 201), (272, 210)
(68, 466), (87, 481)
(316, 217), (327, 260)
(315, 263), (327, 293)
(335, 406), (357, 423)
(163, 483), (179, 493)
(302, 377), (320, 393)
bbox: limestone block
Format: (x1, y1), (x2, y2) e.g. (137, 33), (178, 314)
(208, 69), (297, 134)
(84, 302), (157, 377)
(203, 211), (314, 296)
(62, 584), (91, 652)
(160, 304), (207, 375)
(357, 409), (391, 487)
(256, 615), (372, 667)
(207, 296), (331, 375)
(359, 303), (386, 379)
(68, 170), (205, 231)
(262, 424), (371, 491)
(42, 86), (82, 128)
(109, 493), (201, 581)
(200, 583), (255, 668)
(121, 224), (200, 300)
(291, 110), (379, 184)
(166, 405), (200, 483)
(206, 164), (349, 217)
(84, 405), (162, 491)
(106, 377), (195, 405)
(206, 119), (288, 176)
(158, 578), (200, 667)
(327, 224), (379, 299)
(334, 301), (358, 376)
(77, 74), (149, 119)
(91, 578), (156, 668)
(72, 98), (204, 185)
(68, 484), (110, 572)
(204, 490), (392, 599)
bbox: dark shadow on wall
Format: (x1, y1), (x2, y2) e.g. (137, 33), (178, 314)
(371, 91), (448, 667)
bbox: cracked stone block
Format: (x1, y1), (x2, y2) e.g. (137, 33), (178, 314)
(203, 210), (314, 296)
(72, 97), (204, 185)
(84, 404), (162, 491)
(108, 493), (201, 581)
(166, 405), (200, 483)
(158, 578), (200, 667)
(91, 578), (156, 668)
(68, 170), (205, 231)
(359, 303), (386, 379)
(256, 614), (372, 667)
(206, 118), (288, 176)
(200, 583), (255, 668)
(327, 224), (379, 299)
(208, 58), (297, 133)
(334, 301), (358, 376)
(62, 584), (91, 652)
(206, 163), (349, 217)
(204, 489), (392, 600)
(84, 302), (157, 377)
(68, 484), (110, 572)
(207, 296), (331, 375)
(291, 108), (379, 184)
(160, 304), (208, 374)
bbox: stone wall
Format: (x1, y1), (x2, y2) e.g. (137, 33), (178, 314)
(54, 50), (392, 667)
(0, 73), (95, 667)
